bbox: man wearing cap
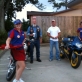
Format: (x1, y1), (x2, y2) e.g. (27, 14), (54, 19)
(47, 19), (61, 61)
(27, 16), (42, 63)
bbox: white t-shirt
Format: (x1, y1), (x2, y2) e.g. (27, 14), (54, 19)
(47, 26), (61, 41)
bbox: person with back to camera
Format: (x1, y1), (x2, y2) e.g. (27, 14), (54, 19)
(77, 21), (82, 41)
(5, 19), (26, 82)
(47, 19), (61, 61)
(27, 16), (42, 63)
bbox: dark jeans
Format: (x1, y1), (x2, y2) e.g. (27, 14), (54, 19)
(30, 40), (40, 61)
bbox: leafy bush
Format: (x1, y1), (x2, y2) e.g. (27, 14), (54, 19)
(42, 33), (49, 43)
(22, 19), (30, 31)
(0, 31), (8, 45)
(5, 19), (14, 32)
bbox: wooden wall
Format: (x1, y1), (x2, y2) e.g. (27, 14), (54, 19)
(31, 16), (82, 42)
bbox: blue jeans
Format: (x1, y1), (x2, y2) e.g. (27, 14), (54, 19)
(49, 40), (60, 60)
(30, 40), (40, 61)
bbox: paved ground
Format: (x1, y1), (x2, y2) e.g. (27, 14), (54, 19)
(0, 46), (82, 82)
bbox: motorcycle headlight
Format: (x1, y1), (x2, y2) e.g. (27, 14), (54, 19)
(23, 43), (27, 50)
(75, 43), (82, 48)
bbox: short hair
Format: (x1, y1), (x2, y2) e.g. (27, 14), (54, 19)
(32, 16), (36, 19)
(51, 19), (55, 22)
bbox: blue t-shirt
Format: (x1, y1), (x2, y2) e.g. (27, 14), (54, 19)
(8, 28), (25, 46)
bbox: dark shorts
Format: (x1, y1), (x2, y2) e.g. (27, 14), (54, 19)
(11, 49), (25, 61)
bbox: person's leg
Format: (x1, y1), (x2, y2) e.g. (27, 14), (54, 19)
(35, 40), (41, 62)
(27, 45), (30, 57)
(54, 41), (60, 60)
(15, 61), (26, 80)
(49, 40), (54, 60)
(30, 42), (34, 63)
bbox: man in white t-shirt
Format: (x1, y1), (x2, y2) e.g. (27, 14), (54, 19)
(47, 19), (61, 61)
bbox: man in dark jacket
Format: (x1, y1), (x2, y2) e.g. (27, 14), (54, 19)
(27, 16), (42, 63)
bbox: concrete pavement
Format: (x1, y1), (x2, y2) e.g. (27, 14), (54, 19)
(0, 46), (82, 82)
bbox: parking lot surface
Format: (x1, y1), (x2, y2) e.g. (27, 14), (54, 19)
(0, 46), (82, 82)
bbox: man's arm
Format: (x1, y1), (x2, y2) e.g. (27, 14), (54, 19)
(27, 26), (33, 37)
(55, 32), (61, 39)
(47, 27), (55, 39)
(47, 32), (55, 39)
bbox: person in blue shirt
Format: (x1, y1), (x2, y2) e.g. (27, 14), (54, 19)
(77, 21), (82, 40)
(5, 19), (26, 82)
(27, 16), (42, 63)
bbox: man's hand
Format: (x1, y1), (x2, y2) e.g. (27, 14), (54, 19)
(51, 36), (58, 39)
(54, 36), (58, 39)
(5, 45), (10, 49)
(51, 36), (55, 39)
(30, 34), (33, 36)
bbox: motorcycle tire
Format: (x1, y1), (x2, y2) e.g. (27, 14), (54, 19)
(71, 52), (81, 69)
(6, 66), (16, 81)
(60, 47), (65, 59)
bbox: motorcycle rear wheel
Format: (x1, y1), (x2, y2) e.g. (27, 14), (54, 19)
(71, 52), (81, 69)
(6, 66), (16, 81)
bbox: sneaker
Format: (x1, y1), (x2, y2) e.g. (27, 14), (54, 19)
(36, 59), (42, 62)
(13, 79), (20, 82)
(19, 78), (25, 82)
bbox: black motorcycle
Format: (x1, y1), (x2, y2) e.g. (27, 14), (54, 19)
(60, 36), (82, 69)
(6, 39), (31, 81)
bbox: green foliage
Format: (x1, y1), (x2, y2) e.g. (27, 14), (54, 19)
(5, 19), (14, 32)
(4, 0), (45, 21)
(36, 2), (46, 10)
(22, 19), (30, 31)
(5, 1), (15, 21)
(42, 33), (49, 43)
(0, 31), (8, 45)
(48, 0), (69, 11)
(4, 0), (39, 20)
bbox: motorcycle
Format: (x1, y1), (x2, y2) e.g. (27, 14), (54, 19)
(24, 38), (30, 60)
(6, 51), (16, 81)
(60, 36), (82, 69)
(6, 38), (31, 81)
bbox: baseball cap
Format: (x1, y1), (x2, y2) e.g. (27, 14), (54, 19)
(13, 19), (22, 25)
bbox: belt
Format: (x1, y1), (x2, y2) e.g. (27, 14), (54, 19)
(30, 39), (39, 42)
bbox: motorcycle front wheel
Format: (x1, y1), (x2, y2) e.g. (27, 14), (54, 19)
(6, 66), (16, 81)
(71, 52), (81, 69)
(60, 47), (65, 59)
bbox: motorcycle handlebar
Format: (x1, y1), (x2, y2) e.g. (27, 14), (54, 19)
(0, 44), (23, 50)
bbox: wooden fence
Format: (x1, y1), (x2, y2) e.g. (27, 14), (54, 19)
(31, 16), (82, 42)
